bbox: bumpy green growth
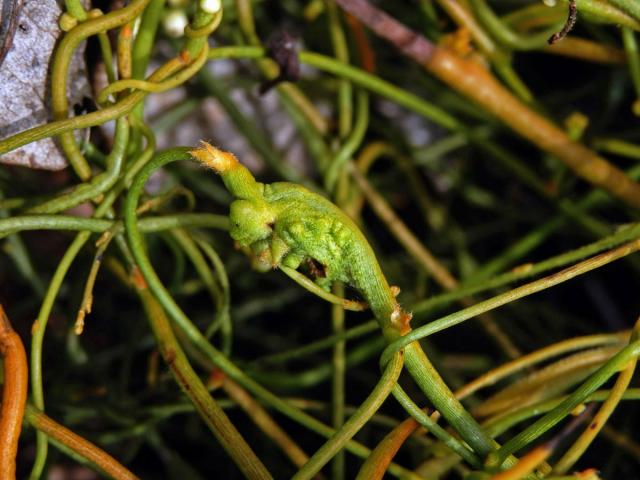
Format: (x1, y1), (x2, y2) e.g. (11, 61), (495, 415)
(190, 142), (411, 335)
(190, 143), (498, 459)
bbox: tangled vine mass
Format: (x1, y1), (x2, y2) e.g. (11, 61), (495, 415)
(1, 0), (640, 479)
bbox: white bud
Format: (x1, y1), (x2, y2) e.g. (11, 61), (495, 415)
(200, 0), (222, 14)
(542, 0), (557, 6)
(163, 10), (188, 38)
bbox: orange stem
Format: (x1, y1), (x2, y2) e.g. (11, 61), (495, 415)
(489, 445), (550, 480)
(0, 305), (28, 480)
(25, 405), (139, 480)
(344, 13), (376, 73)
(355, 417), (419, 480)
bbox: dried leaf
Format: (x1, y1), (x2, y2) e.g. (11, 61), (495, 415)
(0, 0), (90, 170)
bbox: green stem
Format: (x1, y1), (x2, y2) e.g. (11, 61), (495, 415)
(401, 342), (496, 458)
(258, 221), (640, 364)
(27, 119), (136, 476)
(487, 339), (640, 467)
(280, 266), (366, 311)
(384, 238), (640, 364)
(299, 50), (460, 130)
(325, 90), (369, 191)
(0, 191), (45, 296)
(1, 46), (454, 164)
(468, 0), (561, 51)
(171, 230), (230, 354)
(129, 0), (166, 149)
(253, 321), (378, 365)
(608, 0), (640, 22)
(292, 352), (404, 480)
(64, 0), (87, 21)
(553, 346), (637, 473)
(97, 45), (210, 104)
(622, 27), (640, 101)
(574, 0), (640, 30)
(195, 239), (232, 352)
(0, 214), (228, 237)
(391, 385), (481, 466)
(51, 0), (151, 180)
(593, 137), (640, 159)
(330, 283), (347, 480)
(97, 32), (116, 83)
(131, 0), (166, 79)
(327, 0), (353, 139)
(205, 47), (626, 237)
(29, 233), (91, 479)
(28, 118), (130, 214)
(484, 389), (640, 438)
(416, 221), (640, 316)
(249, 337), (384, 390)
(135, 285), (271, 479)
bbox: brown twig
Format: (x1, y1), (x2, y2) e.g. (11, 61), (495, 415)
(0, 305), (28, 480)
(335, 0), (640, 209)
(24, 404), (139, 480)
(548, 0), (578, 45)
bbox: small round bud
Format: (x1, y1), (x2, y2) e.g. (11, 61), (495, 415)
(163, 10), (188, 38)
(200, 0), (222, 14)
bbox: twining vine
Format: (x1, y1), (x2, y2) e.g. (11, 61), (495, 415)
(1, 0), (640, 479)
